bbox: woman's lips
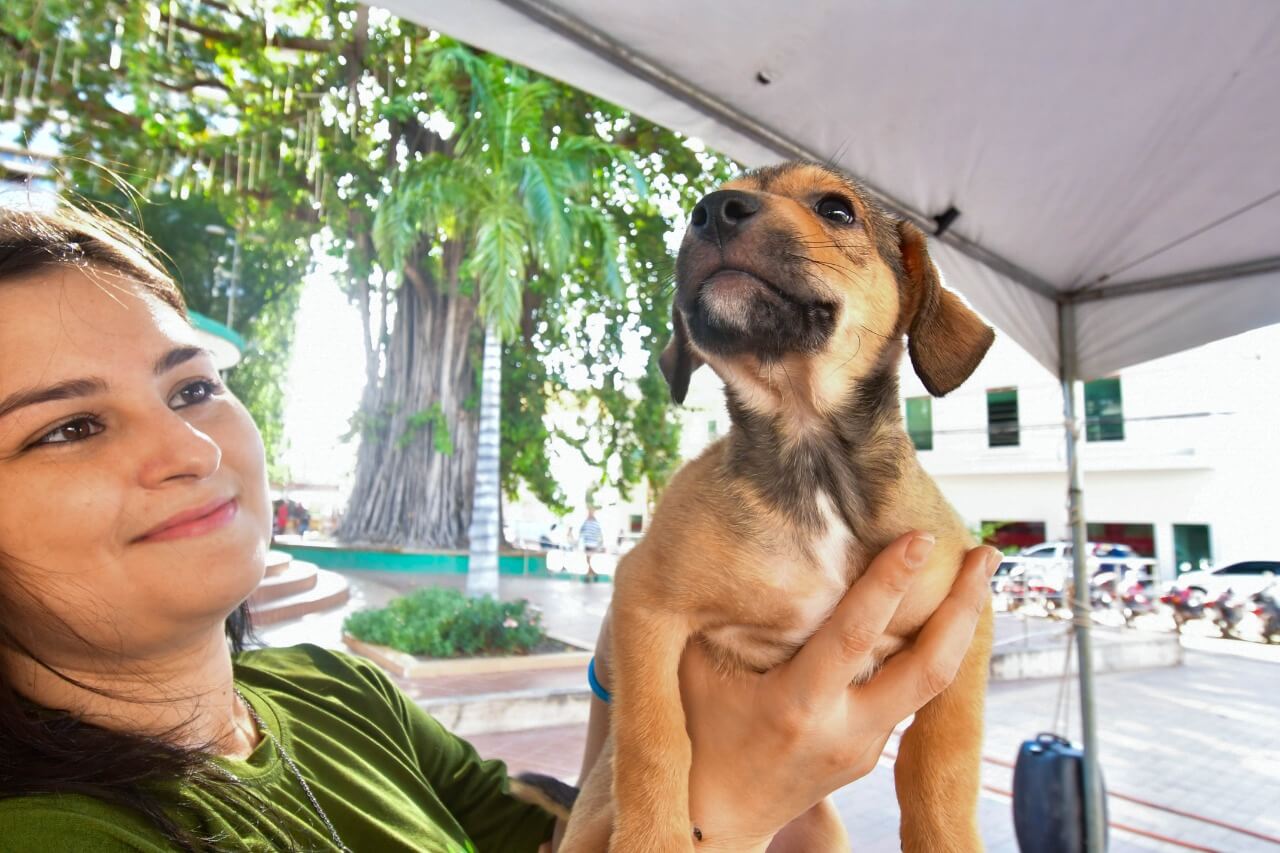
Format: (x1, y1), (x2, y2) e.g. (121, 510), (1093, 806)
(136, 498), (238, 543)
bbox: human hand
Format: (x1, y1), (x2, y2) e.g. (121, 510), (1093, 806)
(675, 534), (1000, 851)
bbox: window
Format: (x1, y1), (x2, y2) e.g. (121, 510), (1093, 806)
(1086, 522), (1155, 557)
(905, 397), (933, 451)
(629, 514), (644, 534)
(1218, 562), (1277, 576)
(986, 388), (1019, 447)
(1025, 546), (1058, 558)
(982, 520), (1046, 552)
(707, 419), (718, 438)
(1173, 524), (1212, 574)
(1085, 377), (1124, 441)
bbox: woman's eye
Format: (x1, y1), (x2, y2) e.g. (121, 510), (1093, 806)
(816, 197), (855, 225)
(35, 417), (104, 446)
(169, 379), (224, 409)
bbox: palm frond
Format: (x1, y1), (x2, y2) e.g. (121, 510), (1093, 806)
(520, 155), (574, 271)
(469, 204), (528, 340)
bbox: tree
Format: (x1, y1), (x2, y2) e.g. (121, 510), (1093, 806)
(2, 1), (737, 562)
(366, 51), (632, 594)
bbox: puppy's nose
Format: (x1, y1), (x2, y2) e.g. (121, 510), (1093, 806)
(690, 190), (761, 244)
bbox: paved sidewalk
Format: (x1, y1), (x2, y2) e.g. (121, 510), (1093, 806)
(468, 649), (1280, 853)
(262, 568), (1167, 654)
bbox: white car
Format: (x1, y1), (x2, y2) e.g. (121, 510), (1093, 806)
(1172, 561), (1279, 602)
(1010, 541), (1157, 589)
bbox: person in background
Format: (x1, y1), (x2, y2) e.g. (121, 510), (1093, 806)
(578, 507), (605, 582)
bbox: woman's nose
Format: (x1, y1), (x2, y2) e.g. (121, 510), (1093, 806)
(135, 410), (222, 487)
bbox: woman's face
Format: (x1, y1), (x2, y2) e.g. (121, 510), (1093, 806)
(0, 266), (270, 662)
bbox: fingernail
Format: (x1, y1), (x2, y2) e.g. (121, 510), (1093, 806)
(985, 549), (1002, 577)
(905, 533), (936, 569)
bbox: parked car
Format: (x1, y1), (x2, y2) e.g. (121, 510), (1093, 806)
(991, 559), (1021, 594)
(1172, 560), (1280, 603)
(1004, 541), (1156, 593)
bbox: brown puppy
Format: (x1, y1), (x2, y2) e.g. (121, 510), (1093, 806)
(560, 161), (995, 853)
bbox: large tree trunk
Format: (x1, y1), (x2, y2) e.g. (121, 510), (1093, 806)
(338, 256), (480, 547)
(465, 319), (502, 597)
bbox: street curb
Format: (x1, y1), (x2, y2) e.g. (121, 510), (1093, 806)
(421, 685), (592, 737)
(989, 630), (1182, 681)
(416, 632), (1183, 735)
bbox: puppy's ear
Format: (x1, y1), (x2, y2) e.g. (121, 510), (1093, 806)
(658, 307), (703, 405)
(897, 221), (994, 396)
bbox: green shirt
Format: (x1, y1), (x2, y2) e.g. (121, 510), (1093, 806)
(0, 644), (556, 852)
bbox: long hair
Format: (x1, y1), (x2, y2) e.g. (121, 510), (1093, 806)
(0, 202), (262, 850)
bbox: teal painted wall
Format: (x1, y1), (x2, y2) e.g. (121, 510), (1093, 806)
(273, 543), (548, 575)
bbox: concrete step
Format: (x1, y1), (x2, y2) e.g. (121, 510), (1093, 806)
(250, 567), (350, 626)
(249, 560), (318, 606)
(265, 549), (292, 577)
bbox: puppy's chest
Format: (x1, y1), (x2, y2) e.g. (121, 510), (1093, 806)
(700, 493), (862, 673)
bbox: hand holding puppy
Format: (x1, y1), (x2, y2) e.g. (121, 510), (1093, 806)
(583, 536), (999, 852)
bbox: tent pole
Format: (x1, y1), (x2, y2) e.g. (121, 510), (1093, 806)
(1059, 301), (1106, 852)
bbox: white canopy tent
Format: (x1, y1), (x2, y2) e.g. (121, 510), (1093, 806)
(382, 1), (1280, 848)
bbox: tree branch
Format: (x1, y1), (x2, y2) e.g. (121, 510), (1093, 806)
(174, 17), (335, 53)
(155, 76), (231, 93)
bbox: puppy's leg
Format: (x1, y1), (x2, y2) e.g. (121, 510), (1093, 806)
(767, 798), (850, 853)
(893, 602), (993, 853)
(609, 604), (694, 853)
(560, 736), (616, 853)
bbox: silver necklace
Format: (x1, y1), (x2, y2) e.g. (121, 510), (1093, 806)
(213, 688), (350, 852)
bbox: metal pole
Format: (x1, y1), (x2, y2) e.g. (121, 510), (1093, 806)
(227, 227), (242, 331)
(1059, 302), (1107, 852)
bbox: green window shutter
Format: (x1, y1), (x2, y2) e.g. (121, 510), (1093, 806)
(987, 388), (1020, 447)
(1173, 524), (1212, 574)
(906, 397), (932, 450)
(1085, 377), (1124, 441)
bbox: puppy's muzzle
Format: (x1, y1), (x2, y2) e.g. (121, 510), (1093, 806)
(690, 190), (762, 246)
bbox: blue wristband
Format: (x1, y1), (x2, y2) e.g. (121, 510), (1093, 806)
(587, 656), (611, 704)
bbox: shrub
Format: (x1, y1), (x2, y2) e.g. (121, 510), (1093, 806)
(343, 587), (546, 657)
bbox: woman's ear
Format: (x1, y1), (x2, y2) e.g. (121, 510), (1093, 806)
(658, 306), (704, 405)
(897, 221), (995, 396)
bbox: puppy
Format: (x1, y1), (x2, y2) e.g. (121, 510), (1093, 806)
(560, 161), (995, 853)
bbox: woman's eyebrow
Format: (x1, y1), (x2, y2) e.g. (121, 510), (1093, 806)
(154, 345), (210, 376)
(0, 347), (212, 422)
(0, 377), (108, 423)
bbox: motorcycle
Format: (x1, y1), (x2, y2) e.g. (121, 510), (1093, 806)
(1160, 586), (1207, 633)
(1252, 585), (1280, 644)
(1119, 579), (1157, 628)
(1209, 588), (1246, 639)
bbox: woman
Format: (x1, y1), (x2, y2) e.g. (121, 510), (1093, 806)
(0, 203), (998, 851)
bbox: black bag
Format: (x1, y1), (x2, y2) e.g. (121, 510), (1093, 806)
(1012, 733), (1108, 852)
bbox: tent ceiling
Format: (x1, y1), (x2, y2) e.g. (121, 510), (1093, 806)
(387, 0), (1280, 380)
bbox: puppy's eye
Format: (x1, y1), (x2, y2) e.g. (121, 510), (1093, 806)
(816, 197), (855, 225)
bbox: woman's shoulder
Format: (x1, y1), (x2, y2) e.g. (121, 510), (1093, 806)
(235, 641), (381, 680)
(0, 794), (169, 851)
(234, 643), (408, 719)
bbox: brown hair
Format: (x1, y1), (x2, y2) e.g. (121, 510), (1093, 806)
(0, 202), (262, 851)
(0, 201), (186, 311)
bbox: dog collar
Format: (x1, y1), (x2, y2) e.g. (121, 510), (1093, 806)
(587, 657), (612, 704)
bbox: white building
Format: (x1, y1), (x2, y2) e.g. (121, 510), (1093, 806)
(623, 323), (1280, 584)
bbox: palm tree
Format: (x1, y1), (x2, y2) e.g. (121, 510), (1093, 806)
(373, 50), (624, 596)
